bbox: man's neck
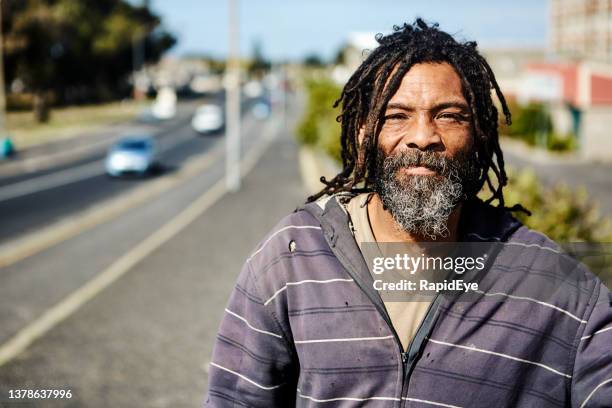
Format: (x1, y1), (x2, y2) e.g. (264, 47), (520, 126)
(367, 193), (463, 243)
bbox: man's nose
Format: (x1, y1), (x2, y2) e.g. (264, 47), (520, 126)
(403, 116), (443, 151)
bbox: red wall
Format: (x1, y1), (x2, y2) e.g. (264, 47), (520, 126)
(526, 63), (579, 105)
(591, 74), (612, 105)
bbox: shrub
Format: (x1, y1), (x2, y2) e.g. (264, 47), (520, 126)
(296, 77), (342, 162)
(501, 102), (576, 152)
(499, 168), (612, 243)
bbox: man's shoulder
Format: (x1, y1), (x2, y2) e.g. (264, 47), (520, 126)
(245, 205), (327, 269)
(241, 204), (344, 300)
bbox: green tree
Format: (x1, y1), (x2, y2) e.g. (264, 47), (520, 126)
(303, 53), (325, 68)
(296, 77), (342, 161)
(247, 39), (270, 78)
(3, 0), (176, 121)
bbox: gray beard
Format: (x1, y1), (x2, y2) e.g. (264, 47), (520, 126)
(373, 148), (480, 240)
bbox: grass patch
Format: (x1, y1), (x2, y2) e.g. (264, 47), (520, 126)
(6, 99), (150, 149)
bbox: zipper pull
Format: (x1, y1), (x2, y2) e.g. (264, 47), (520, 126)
(401, 352), (408, 364)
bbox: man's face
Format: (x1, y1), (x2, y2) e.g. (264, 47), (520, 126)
(378, 61), (473, 159)
(372, 62), (481, 239)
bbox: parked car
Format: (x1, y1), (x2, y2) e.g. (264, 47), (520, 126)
(105, 136), (159, 177)
(191, 104), (224, 134)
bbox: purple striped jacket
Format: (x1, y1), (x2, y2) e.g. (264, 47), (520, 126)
(204, 194), (612, 407)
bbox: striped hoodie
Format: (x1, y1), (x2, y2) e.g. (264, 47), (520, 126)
(204, 194), (612, 407)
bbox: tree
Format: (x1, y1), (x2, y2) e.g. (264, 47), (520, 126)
(3, 0), (176, 121)
(247, 39), (270, 78)
(303, 53), (325, 68)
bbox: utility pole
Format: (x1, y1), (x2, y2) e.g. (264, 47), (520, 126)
(0, 0), (7, 136)
(225, 0), (241, 191)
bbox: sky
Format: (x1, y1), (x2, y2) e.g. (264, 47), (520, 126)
(147, 0), (548, 61)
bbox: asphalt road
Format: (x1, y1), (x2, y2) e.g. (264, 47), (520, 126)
(0, 92), (306, 406)
(0, 94), (263, 245)
(503, 146), (612, 216)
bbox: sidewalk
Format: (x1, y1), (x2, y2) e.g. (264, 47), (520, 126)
(0, 98), (309, 407)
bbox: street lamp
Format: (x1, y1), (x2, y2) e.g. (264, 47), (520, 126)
(0, 0), (7, 135)
(225, 0), (241, 191)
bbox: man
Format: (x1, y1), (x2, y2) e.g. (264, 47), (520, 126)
(205, 20), (612, 407)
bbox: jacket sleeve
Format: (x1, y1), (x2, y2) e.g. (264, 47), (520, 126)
(571, 282), (612, 407)
(204, 260), (298, 407)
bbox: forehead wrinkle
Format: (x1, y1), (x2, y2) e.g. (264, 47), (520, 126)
(385, 63), (466, 111)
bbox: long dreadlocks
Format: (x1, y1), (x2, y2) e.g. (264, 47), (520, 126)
(307, 18), (528, 215)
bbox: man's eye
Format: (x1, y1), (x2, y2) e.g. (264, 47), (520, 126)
(438, 112), (468, 121)
(384, 114), (407, 121)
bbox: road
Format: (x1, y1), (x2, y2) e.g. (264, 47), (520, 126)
(0, 92), (307, 407)
(502, 142), (612, 216)
(0, 93), (267, 244)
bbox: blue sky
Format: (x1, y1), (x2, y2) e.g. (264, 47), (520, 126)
(148, 0), (548, 61)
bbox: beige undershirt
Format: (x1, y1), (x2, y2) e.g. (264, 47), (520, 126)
(345, 193), (432, 352)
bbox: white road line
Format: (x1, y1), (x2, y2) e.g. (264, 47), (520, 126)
(0, 122), (194, 203)
(0, 160), (103, 202)
(0, 115), (260, 268)
(0, 148), (222, 268)
(0, 115), (282, 367)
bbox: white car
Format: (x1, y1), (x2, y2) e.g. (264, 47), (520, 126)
(105, 136), (159, 177)
(191, 104), (224, 134)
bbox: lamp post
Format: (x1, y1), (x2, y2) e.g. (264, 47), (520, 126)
(0, 0), (7, 136)
(225, 0), (241, 191)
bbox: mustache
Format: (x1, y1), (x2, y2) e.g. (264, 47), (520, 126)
(382, 150), (451, 175)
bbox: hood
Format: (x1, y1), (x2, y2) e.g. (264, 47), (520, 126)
(299, 193), (524, 318)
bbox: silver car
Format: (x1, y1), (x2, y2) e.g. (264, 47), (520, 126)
(191, 104), (224, 134)
(105, 136), (159, 177)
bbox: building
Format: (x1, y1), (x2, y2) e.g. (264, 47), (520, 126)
(551, 0), (612, 63)
(548, 0), (612, 161)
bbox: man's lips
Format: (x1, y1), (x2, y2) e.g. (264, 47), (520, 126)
(400, 166), (438, 175)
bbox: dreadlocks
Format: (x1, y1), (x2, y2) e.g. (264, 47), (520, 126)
(308, 18), (528, 214)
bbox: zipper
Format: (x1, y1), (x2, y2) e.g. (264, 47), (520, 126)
(310, 200), (444, 407)
(358, 289), (409, 407)
(333, 250), (443, 407)
(400, 294), (443, 406)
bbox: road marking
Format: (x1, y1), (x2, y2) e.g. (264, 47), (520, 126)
(0, 99), (208, 179)
(0, 147), (221, 268)
(0, 115), (259, 268)
(0, 160), (103, 202)
(0, 115), (281, 367)
(0, 121), (195, 203)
